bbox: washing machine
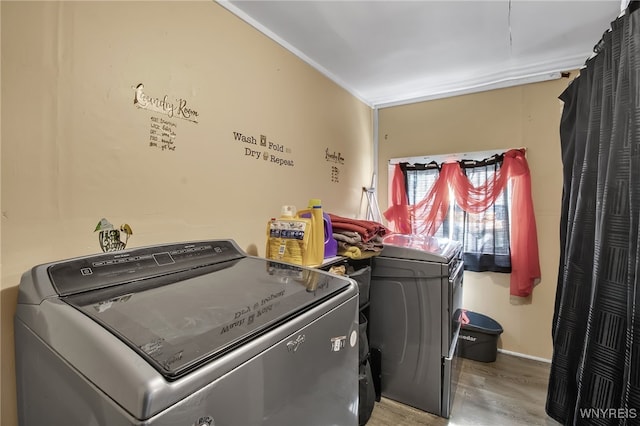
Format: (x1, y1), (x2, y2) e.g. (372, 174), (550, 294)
(15, 239), (359, 426)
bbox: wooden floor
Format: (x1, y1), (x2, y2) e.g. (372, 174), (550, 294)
(366, 353), (563, 426)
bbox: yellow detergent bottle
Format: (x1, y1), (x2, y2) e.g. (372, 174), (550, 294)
(266, 205), (312, 266)
(297, 198), (325, 268)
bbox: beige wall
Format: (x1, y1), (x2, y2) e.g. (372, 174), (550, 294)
(377, 76), (571, 360)
(0, 2), (574, 422)
(0, 2), (3, 422)
(0, 2), (373, 424)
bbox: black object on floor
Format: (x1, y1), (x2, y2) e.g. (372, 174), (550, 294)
(369, 347), (382, 402)
(358, 360), (376, 425)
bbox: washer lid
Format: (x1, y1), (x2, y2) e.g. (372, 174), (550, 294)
(63, 256), (351, 380)
(380, 233), (461, 262)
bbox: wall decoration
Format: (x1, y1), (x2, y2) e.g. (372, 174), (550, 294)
(325, 148), (345, 165)
(94, 218), (133, 252)
(133, 83), (199, 152)
(148, 116), (177, 151)
(325, 148), (345, 183)
(133, 83), (199, 123)
(232, 130), (294, 167)
(331, 166), (340, 183)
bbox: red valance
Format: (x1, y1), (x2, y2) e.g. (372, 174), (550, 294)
(383, 149), (541, 297)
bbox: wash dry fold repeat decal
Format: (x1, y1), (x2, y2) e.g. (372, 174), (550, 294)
(230, 131), (348, 182)
(232, 131), (295, 167)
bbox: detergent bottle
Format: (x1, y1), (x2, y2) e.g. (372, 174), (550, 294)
(266, 205), (312, 266)
(297, 199), (325, 267)
(301, 199), (338, 259)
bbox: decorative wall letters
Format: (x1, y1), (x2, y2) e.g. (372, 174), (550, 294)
(133, 84), (199, 123)
(325, 148), (345, 183)
(232, 130), (295, 167)
(133, 83), (198, 152)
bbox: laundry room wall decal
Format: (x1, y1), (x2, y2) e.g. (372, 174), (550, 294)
(132, 83), (199, 152)
(148, 116), (177, 152)
(133, 83), (199, 123)
(325, 149), (345, 165)
(232, 130), (295, 167)
(325, 148), (345, 183)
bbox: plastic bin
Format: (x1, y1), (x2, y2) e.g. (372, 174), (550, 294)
(457, 310), (503, 362)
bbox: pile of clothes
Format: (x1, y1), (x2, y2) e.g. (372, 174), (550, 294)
(328, 213), (390, 260)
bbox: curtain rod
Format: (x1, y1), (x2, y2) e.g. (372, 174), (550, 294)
(388, 147), (526, 166)
(583, 4), (634, 66)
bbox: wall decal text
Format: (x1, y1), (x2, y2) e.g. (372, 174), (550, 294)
(331, 166), (340, 183)
(232, 131), (294, 167)
(326, 148), (344, 183)
(325, 149), (345, 164)
(134, 83), (199, 123)
(149, 116), (177, 151)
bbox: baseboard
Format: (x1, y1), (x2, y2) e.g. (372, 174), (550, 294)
(497, 348), (551, 363)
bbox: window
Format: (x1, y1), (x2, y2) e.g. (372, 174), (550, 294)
(400, 156), (512, 273)
(403, 162), (449, 239)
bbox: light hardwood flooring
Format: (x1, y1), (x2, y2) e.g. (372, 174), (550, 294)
(366, 353), (563, 426)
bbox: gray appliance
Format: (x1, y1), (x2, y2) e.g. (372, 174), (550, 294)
(368, 234), (464, 418)
(14, 239), (359, 426)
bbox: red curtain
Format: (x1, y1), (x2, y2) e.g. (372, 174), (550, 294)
(383, 164), (412, 234)
(383, 149), (541, 297)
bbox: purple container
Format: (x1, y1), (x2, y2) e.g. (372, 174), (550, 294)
(301, 211), (338, 258)
(323, 213), (338, 258)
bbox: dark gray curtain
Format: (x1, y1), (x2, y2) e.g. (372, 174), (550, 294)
(547, 5), (640, 425)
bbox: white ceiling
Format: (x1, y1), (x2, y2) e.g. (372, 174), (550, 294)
(220, 0), (623, 108)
